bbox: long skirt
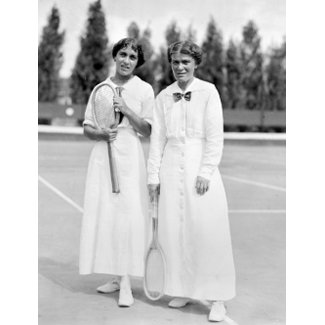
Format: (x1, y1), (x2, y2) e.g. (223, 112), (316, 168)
(79, 128), (150, 277)
(158, 138), (236, 301)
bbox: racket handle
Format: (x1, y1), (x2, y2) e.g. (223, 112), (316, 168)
(115, 87), (124, 125)
(152, 193), (159, 246)
(152, 193), (158, 219)
(114, 111), (121, 128)
(107, 142), (120, 193)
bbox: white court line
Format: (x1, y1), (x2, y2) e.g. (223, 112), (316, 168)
(223, 155), (285, 167)
(38, 125), (83, 134)
(38, 175), (84, 213)
(229, 209), (285, 214)
(38, 125), (285, 141)
(222, 174), (286, 192)
(250, 159), (285, 167)
(224, 132), (285, 141)
(39, 175), (284, 215)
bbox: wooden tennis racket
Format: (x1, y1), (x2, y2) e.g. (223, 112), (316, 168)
(91, 83), (121, 193)
(144, 193), (166, 300)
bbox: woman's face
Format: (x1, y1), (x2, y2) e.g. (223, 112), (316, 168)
(114, 45), (138, 77)
(171, 52), (197, 85)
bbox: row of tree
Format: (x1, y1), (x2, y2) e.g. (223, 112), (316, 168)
(38, 0), (286, 111)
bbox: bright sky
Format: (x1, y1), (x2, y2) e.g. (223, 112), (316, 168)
(38, 0), (286, 77)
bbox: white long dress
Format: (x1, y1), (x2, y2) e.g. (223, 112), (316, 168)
(79, 76), (154, 277)
(147, 78), (236, 301)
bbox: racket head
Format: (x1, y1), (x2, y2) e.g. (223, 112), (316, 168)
(91, 83), (117, 129)
(144, 246), (166, 301)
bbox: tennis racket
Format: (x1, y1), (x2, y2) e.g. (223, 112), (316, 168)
(91, 83), (121, 193)
(144, 193), (166, 300)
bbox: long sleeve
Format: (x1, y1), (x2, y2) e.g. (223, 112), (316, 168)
(147, 94), (167, 184)
(198, 87), (224, 180)
(83, 90), (95, 127)
(140, 86), (155, 125)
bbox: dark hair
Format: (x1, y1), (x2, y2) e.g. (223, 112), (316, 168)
(167, 40), (203, 65)
(112, 38), (145, 68)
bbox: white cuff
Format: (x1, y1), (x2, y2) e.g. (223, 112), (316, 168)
(198, 170), (213, 181)
(147, 174), (160, 185)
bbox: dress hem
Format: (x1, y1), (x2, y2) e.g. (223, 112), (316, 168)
(163, 290), (236, 302)
(79, 270), (144, 278)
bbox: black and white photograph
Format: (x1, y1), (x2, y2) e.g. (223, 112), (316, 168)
(37, 0), (286, 324)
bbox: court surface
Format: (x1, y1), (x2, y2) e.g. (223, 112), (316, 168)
(38, 135), (285, 325)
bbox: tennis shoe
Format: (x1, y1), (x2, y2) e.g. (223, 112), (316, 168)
(168, 297), (191, 308)
(96, 279), (120, 294)
(118, 288), (134, 307)
(208, 301), (226, 322)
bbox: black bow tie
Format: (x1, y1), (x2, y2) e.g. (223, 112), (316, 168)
(173, 91), (191, 102)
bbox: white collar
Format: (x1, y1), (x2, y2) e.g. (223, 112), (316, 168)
(104, 75), (139, 89)
(165, 78), (206, 94)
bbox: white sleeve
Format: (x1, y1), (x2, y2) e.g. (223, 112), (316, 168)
(141, 85), (155, 125)
(198, 86), (224, 180)
(82, 91), (95, 127)
(147, 93), (167, 184)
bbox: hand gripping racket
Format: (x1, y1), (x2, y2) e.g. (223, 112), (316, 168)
(144, 193), (166, 300)
(91, 83), (122, 193)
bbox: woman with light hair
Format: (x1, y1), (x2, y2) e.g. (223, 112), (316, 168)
(147, 40), (236, 322)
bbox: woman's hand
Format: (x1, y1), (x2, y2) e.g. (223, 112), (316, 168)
(148, 184), (160, 203)
(100, 127), (118, 142)
(113, 95), (151, 137)
(195, 176), (210, 195)
(113, 96), (129, 115)
(84, 124), (117, 142)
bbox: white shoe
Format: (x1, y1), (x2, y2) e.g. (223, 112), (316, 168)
(96, 279), (120, 294)
(208, 301), (226, 322)
(118, 288), (134, 307)
(168, 297), (191, 308)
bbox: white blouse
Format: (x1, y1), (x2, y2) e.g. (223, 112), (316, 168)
(83, 75), (154, 128)
(148, 77), (224, 183)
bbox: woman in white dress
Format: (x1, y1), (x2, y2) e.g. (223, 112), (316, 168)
(147, 41), (236, 322)
(79, 38), (154, 307)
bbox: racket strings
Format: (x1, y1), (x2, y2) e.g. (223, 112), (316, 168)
(93, 87), (115, 128)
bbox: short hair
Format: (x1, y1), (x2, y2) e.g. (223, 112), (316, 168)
(167, 41), (203, 65)
(112, 38), (145, 68)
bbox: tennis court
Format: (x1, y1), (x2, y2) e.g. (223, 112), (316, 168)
(38, 132), (285, 325)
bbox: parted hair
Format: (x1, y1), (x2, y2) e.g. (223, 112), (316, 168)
(112, 38), (145, 68)
(167, 40), (203, 65)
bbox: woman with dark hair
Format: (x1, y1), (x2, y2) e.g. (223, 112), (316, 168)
(79, 38), (154, 307)
(148, 41), (236, 322)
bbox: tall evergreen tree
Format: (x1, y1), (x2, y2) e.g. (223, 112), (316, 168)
(239, 20), (264, 110)
(157, 21), (181, 92)
(38, 6), (65, 102)
(265, 39), (286, 110)
(196, 17), (226, 105)
(185, 24), (197, 43)
(225, 39), (244, 109)
(137, 27), (156, 87)
(126, 23), (156, 87)
(70, 0), (109, 104)
(127, 21), (140, 40)
(165, 20), (182, 45)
